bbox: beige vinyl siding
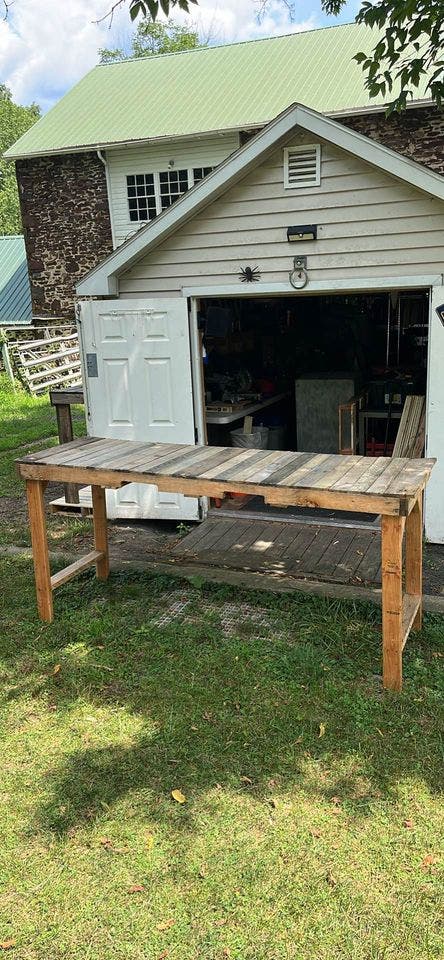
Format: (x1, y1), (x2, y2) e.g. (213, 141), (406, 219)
(107, 133), (240, 246)
(118, 129), (444, 295)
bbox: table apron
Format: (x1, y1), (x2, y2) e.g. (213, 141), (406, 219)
(17, 462), (415, 517)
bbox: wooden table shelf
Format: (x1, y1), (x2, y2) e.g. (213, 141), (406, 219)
(16, 439), (435, 692)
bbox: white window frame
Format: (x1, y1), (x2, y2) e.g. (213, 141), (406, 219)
(126, 165), (214, 223)
(283, 143), (321, 190)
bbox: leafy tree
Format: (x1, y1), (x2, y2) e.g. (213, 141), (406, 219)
(104, 0), (444, 112)
(0, 86), (40, 235)
(325, 0), (444, 113)
(99, 16), (202, 63)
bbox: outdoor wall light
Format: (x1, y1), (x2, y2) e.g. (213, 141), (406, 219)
(287, 224), (317, 242)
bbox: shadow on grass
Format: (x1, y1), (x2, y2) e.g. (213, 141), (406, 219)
(1, 560), (443, 837)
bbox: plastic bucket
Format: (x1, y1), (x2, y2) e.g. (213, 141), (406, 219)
(230, 426), (269, 449)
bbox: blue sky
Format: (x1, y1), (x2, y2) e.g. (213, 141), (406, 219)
(0, 0), (360, 112)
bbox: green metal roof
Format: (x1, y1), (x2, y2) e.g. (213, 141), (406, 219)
(5, 23), (433, 160)
(0, 235), (32, 325)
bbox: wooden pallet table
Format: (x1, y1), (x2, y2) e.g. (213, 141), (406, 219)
(16, 439), (435, 691)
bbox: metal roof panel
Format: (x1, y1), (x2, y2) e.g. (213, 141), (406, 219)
(5, 23), (433, 160)
(0, 236), (32, 324)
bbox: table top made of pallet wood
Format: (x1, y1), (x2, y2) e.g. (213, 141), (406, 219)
(17, 438), (435, 518)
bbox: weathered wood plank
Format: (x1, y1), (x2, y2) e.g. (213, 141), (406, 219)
(405, 494), (422, 631)
(51, 551), (104, 590)
(26, 479), (53, 622)
(381, 515), (405, 691)
(92, 485), (110, 581)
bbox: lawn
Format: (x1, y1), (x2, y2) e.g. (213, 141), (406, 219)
(0, 375), (443, 959)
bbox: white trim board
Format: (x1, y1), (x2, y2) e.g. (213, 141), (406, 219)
(183, 276), (443, 298)
(77, 102), (444, 298)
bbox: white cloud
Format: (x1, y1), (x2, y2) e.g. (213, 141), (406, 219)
(0, 0), (130, 110)
(0, 0), (319, 111)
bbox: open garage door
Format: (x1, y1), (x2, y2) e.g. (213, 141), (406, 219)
(77, 298), (199, 521)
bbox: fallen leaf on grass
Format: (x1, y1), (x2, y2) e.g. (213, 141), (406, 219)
(403, 819), (414, 829)
(128, 884), (145, 894)
(99, 837), (113, 848)
(330, 796), (341, 806)
(156, 919), (175, 932)
(0, 942), (16, 951)
(171, 789), (186, 804)
(157, 952), (169, 959)
(421, 854), (437, 870)
(318, 723), (326, 738)
(53, 664), (61, 675)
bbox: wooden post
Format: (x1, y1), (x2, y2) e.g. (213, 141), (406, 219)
(381, 515), (404, 691)
(405, 494), (423, 631)
(91, 485), (110, 580)
(1, 341), (15, 390)
(26, 479), (53, 622)
(55, 402), (79, 505)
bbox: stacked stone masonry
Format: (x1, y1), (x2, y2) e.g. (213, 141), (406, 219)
(17, 151), (113, 320)
(16, 107), (444, 319)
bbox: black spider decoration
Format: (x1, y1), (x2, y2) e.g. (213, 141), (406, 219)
(239, 265), (261, 283)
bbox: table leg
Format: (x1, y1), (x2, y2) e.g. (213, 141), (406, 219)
(381, 514), (404, 691)
(26, 479), (53, 623)
(55, 402), (79, 505)
(92, 485), (110, 580)
(405, 494), (422, 631)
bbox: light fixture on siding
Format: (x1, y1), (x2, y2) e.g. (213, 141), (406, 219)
(287, 224), (317, 242)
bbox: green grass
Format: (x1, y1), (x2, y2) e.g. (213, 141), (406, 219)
(0, 374), (85, 496)
(0, 374), (443, 959)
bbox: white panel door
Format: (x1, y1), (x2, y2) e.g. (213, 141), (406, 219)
(77, 298), (199, 521)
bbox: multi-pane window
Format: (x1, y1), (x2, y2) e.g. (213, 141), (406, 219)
(159, 169), (189, 211)
(126, 165), (214, 223)
(127, 174), (156, 222)
(193, 166), (213, 183)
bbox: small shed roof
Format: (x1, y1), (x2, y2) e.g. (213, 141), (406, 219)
(5, 23), (433, 160)
(0, 235), (32, 325)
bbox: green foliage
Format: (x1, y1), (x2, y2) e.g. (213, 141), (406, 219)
(0, 85), (40, 235)
(99, 16), (202, 63)
(352, 0), (444, 113)
(129, 0), (198, 22)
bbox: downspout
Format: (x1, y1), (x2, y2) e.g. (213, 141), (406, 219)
(97, 149), (117, 248)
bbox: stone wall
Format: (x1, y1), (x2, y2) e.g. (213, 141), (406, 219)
(17, 151), (113, 320)
(341, 106), (444, 175)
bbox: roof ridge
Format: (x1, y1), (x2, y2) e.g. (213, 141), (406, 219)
(95, 21), (359, 67)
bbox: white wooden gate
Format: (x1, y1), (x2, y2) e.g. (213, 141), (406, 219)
(77, 298), (200, 521)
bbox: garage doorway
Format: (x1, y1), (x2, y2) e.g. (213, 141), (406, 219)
(194, 289), (429, 527)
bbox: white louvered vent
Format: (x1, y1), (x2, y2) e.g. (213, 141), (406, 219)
(284, 144), (321, 189)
